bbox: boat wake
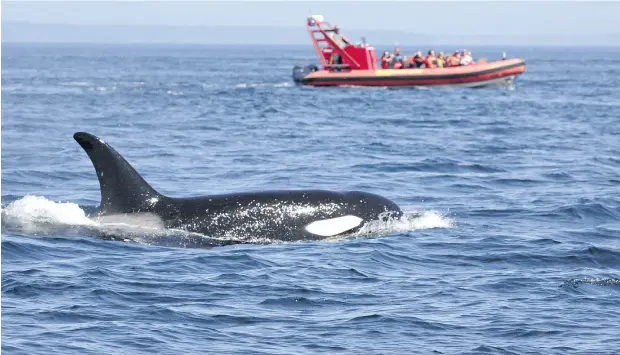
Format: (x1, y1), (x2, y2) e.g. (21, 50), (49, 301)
(234, 82), (293, 89)
(1, 195), (454, 248)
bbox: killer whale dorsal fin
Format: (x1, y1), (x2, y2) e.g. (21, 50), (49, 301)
(74, 132), (163, 215)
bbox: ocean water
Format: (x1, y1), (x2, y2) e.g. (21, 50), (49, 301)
(2, 44), (620, 354)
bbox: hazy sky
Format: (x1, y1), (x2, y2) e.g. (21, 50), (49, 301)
(3, 1), (620, 36)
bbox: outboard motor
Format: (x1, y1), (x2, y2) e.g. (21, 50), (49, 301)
(292, 64), (319, 84)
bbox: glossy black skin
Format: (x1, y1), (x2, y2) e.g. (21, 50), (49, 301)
(74, 132), (403, 242)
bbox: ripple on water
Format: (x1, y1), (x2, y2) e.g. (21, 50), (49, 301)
(2, 44), (620, 354)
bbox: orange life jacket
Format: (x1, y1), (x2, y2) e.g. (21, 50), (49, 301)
(448, 56), (460, 67)
(393, 61), (403, 69)
(425, 55), (436, 68)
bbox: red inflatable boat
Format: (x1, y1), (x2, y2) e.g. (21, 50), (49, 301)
(293, 15), (526, 88)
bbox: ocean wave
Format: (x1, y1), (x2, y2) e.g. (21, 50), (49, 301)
(234, 82), (293, 88)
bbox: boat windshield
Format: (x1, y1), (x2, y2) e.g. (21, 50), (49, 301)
(326, 31), (348, 49)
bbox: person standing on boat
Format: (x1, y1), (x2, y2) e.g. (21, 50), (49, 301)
(335, 25), (352, 46)
(328, 52), (343, 65)
(326, 24), (351, 48)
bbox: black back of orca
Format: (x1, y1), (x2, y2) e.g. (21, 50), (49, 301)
(74, 132), (403, 242)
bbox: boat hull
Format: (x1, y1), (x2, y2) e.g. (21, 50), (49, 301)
(297, 58), (526, 88)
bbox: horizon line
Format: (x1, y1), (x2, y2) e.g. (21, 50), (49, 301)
(4, 21), (620, 38)
(3, 41), (620, 48)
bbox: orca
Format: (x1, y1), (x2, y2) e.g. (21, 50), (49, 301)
(74, 132), (403, 243)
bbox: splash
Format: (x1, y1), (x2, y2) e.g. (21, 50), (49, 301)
(234, 82), (293, 88)
(355, 210), (454, 237)
(60, 81), (90, 86)
(563, 278), (620, 288)
(1, 195), (96, 234)
(0, 195), (216, 247)
(89, 86), (117, 93)
(339, 85), (388, 90)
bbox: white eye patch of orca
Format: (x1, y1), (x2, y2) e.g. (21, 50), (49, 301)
(304, 215), (364, 237)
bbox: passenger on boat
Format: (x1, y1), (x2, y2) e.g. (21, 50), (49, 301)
(392, 47), (405, 69)
(410, 51), (425, 68)
(436, 52), (445, 68)
(460, 50), (474, 66)
(328, 52), (343, 65)
(381, 51), (393, 69)
(326, 25), (351, 48)
(446, 51), (461, 67)
(424, 49), (437, 68)
(401, 54), (408, 68)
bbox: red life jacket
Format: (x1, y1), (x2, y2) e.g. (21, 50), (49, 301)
(381, 56), (390, 69)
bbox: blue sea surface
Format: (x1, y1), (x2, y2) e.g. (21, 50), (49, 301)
(2, 44), (620, 354)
